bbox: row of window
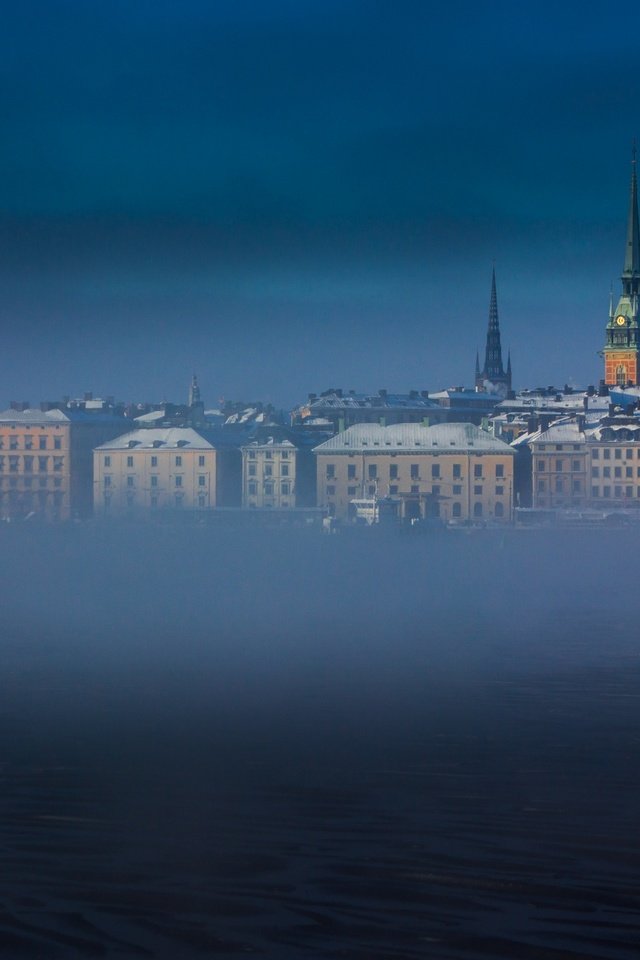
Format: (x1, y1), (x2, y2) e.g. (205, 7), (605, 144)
(247, 482), (291, 496)
(537, 479), (582, 493)
(0, 476), (63, 488)
(0, 456), (64, 472)
(327, 484), (506, 497)
(105, 454), (208, 468)
(247, 450), (290, 460)
(591, 486), (640, 498)
(104, 492), (209, 508)
(536, 459), (583, 472)
(0, 436), (62, 450)
(104, 475), (208, 488)
(247, 463), (290, 477)
(591, 448), (639, 459)
(326, 463), (506, 481)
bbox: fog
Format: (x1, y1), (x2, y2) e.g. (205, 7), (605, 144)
(1, 524), (639, 958)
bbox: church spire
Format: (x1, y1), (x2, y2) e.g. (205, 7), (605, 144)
(476, 266), (511, 392)
(623, 147), (640, 283)
(188, 373), (201, 407)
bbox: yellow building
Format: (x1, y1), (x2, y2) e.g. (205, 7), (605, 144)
(531, 417), (640, 510)
(242, 438), (297, 508)
(313, 422), (514, 523)
(0, 408), (71, 520)
(94, 428), (218, 514)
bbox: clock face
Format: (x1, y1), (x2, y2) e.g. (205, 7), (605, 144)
(616, 315), (626, 326)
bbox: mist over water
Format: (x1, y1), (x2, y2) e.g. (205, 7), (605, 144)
(1, 524), (639, 958)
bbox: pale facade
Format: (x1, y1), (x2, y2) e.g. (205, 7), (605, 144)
(94, 428), (217, 514)
(531, 418), (640, 509)
(0, 409), (71, 520)
(313, 422), (514, 523)
(242, 438), (296, 508)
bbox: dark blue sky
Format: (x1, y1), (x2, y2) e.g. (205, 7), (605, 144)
(1, 0), (637, 407)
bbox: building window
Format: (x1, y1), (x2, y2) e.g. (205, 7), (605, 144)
(282, 464), (289, 477)
(495, 485), (504, 495)
(199, 455), (205, 466)
(175, 456), (182, 467)
(198, 494), (206, 507)
(175, 493), (184, 507)
(496, 463), (504, 478)
(389, 485), (398, 494)
(265, 482), (274, 495)
(432, 485), (440, 496)
(126, 455), (134, 468)
(473, 484), (482, 495)
(591, 486), (598, 498)
(452, 502), (461, 518)
(603, 448), (610, 459)
(614, 485), (622, 498)
(265, 451), (272, 460)
(495, 502), (504, 518)
(39, 437), (47, 450)
(175, 476), (182, 487)
(248, 482), (257, 495)
(281, 482), (290, 495)
(410, 484), (419, 493)
(537, 479), (546, 492)
(9, 456), (19, 472)
(24, 456), (33, 472)
(614, 448), (622, 460)
(8, 437), (18, 450)
(431, 463), (440, 479)
(53, 478), (61, 488)
(572, 480), (581, 493)
(281, 450), (289, 459)
(54, 437), (62, 450)
(592, 448), (599, 459)
(198, 475), (206, 486)
(555, 477), (563, 492)
(387, 463), (396, 479)
(368, 484), (376, 495)
(127, 476), (134, 487)
(151, 475), (158, 487)
(53, 457), (63, 472)
(248, 450), (256, 459)
(592, 466), (599, 477)
(37, 457), (47, 472)
(555, 460), (562, 471)
(368, 464), (377, 480)
(104, 456), (111, 467)
(474, 463), (482, 478)
(264, 465), (273, 477)
(572, 460), (580, 471)
(104, 476), (111, 487)
(411, 464), (419, 479)
(537, 459), (545, 471)
(614, 466), (622, 478)
(626, 485), (633, 498)
(453, 484), (462, 495)
(453, 463), (461, 479)
(473, 502), (483, 518)
(348, 464), (356, 480)
(555, 444), (562, 451)
(24, 436), (33, 449)
(603, 466), (611, 478)
(248, 463), (256, 476)
(151, 456), (158, 467)
(626, 467), (633, 478)
(603, 486), (611, 497)
(626, 449), (633, 460)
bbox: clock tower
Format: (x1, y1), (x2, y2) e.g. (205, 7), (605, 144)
(604, 156), (640, 386)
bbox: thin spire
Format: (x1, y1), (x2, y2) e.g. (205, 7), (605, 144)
(623, 149), (640, 277)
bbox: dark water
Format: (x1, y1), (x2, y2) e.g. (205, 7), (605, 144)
(0, 523), (639, 958)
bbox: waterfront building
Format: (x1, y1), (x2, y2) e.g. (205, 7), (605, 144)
(241, 437), (297, 509)
(530, 415), (640, 510)
(0, 403), (125, 520)
(313, 422), (514, 523)
(94, 428), (219, 514)
(604, 158), (640, 386)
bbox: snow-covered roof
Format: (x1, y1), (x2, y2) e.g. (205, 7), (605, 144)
(531, 419), (586, 444)
(313, 422), (514, 454)
(0, 408), (69, 424)
(95, 428), (214, 451)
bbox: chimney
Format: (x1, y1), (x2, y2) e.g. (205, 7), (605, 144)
(576, 414), (585, 432)
(598, 379), (608, 397)
(84, 391), (93, 402)
(587, 384), (595, 397)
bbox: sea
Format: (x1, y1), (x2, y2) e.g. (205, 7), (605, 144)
(0, 521), (638, 959)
